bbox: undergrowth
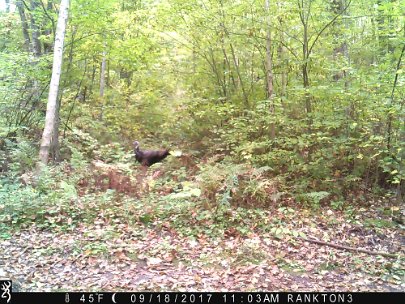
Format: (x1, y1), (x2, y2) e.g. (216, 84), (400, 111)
(0, 130), (400, 242)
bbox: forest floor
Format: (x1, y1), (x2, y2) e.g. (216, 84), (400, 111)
(1, 161), (404, 291)
(2, 198), (404, 292)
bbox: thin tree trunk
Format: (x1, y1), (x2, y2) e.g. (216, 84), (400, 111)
(38, 0), (70, 167)
(229, 42), (249, 107)
(99, 42), (107, 120)
(302, 55), (312, 120)
(299, 0), (312, 116)
(298, 0), (314, 154)
(89, 62), (96, 95)
(386, 43), (404, 151)
(107, 59), (110, 88)
(5, 0), (10, 13)
(331, 0), (349, 89)
(64, 63), (88, 138)
(16, 1), (31, 51)
(42, 0), (55, 53)
(29, 0), (42, 57)
(100, 47), (107, 97)
(398, 120), (405, 203)
(56, 26), (77, 156)
(278, 42), (287, 103)
(277, 3), (288, 110)
(265, 0), (274, 99)
(265, 0), (275, 140)
(27, 0), (42, 107)
(221, 45), (236, 96)
(207, 45), (226, 97)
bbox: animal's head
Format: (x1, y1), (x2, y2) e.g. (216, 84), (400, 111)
(133, 141), (139, 148)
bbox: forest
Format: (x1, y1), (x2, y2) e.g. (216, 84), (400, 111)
(0, 0), (404, 292)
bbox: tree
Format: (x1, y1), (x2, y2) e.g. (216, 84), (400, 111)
(29, 0), (42, 57)
(265, 0), (275, 140)
(330, 0), (349, 86)
(4, 0), (10, 13)
(16, 1), (31, 50)
(38, 0), (70, 167)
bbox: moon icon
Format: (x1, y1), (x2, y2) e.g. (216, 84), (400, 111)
(112, 293), (117, 303)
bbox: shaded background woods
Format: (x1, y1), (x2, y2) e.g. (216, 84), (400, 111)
(1, 0), (403, 201)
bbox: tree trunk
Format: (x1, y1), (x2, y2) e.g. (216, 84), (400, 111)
(229, 42), (249, 107)
(29, 0), (42, 57)
(38, 0), (70, 167)
(298, 0), (313, 143)
(331, 0), (349, 89)
(278, 41), (287, 106)
(265, 0), (273, 100)
(299, 1), (312, 116)
(277, 2), (288, 110)
(16, 1), (31, 51)
(51, 98), (61, 162)
(297, 0), (351, 117)
(89, 62), (97, 95)
(206, 45), (226, 97)
(398, 120), (405, 204)
(265, 0), (275, 139)
(43, 0), (56, 53)
(386, 43), (404, 152)
(99, 43), (107, 120)
(302, 49), (311, 116)
(5, 0), (10, 13)
(100, 47), (107, 97)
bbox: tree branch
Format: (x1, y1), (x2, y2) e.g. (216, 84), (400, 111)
(299, 236), (401, 259)
(308, 0), (352, 56)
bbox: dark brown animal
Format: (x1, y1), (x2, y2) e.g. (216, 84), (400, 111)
(133, 141), (170, 167)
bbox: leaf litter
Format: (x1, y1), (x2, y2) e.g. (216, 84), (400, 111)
(1, 205), (403, 292)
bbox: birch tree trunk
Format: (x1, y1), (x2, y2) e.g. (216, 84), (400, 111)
(38, 0), (70, 167)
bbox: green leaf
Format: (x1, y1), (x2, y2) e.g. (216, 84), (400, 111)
(298, 232), (307, 239)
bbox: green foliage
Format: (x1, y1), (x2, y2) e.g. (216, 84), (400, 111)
(82, 242), (109, 256)
(296, 191), (330, 208)
(196, 160), (282, 209)
(1, 0), (404, 244)
(65, 129), (100, 159)
(0, 162), (127, 239)
(0, 182), (41, 238)
(0, 167), (77, 237)
(96, 143), (133, 164)
(196, 161), (244, 207)
(0, 136), (37, 177)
